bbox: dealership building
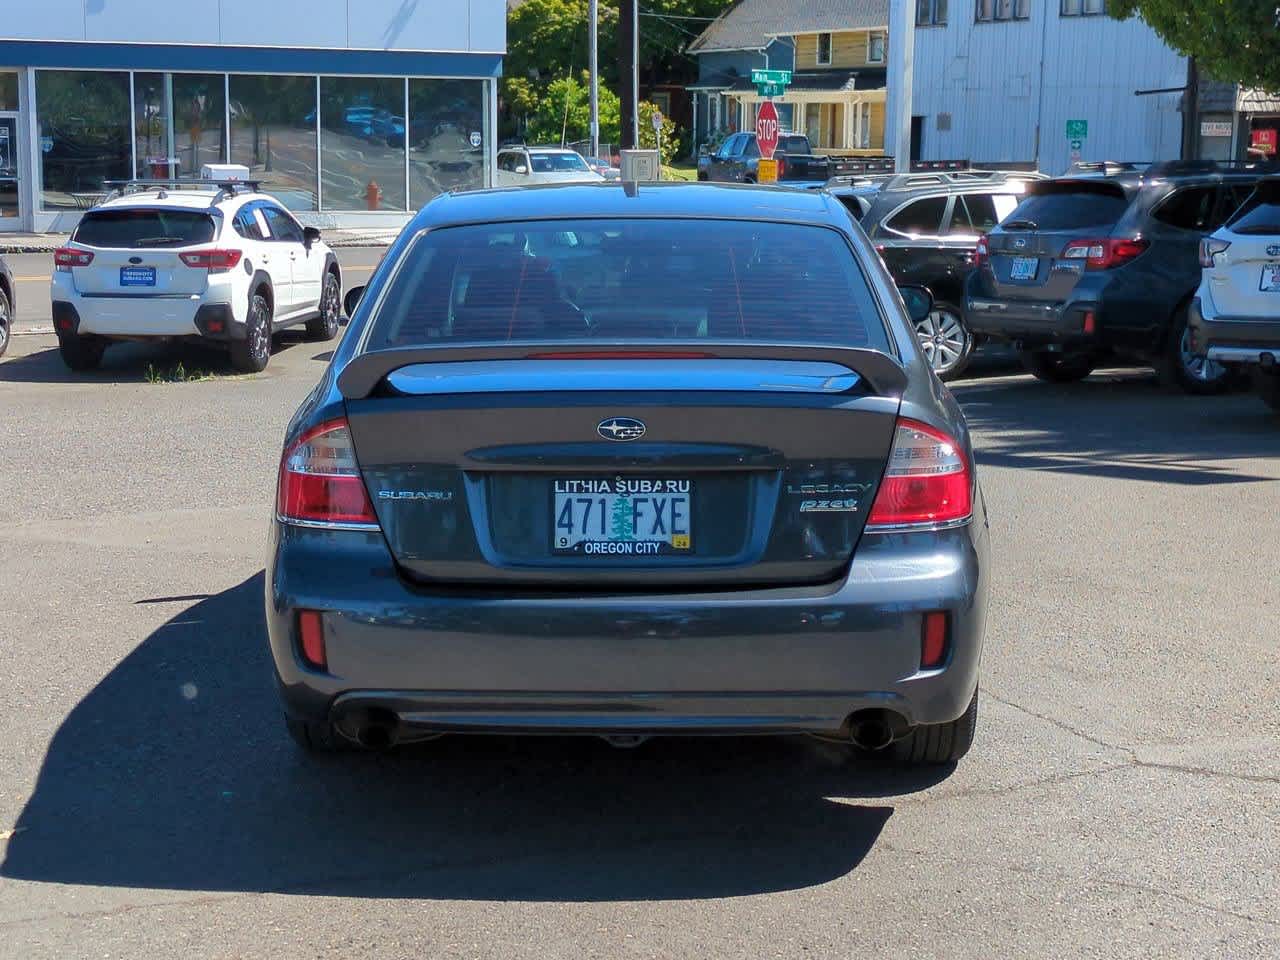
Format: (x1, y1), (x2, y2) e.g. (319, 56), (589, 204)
(0, 0), (506, 232)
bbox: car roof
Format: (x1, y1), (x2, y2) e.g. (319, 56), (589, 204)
(89, 189), (271, 213)
(413, 181), (851, 231)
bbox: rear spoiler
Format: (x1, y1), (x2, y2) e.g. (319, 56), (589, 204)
(338, 342), (908, 401)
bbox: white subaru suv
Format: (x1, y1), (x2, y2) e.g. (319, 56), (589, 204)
(51, 178), (342, 373)
(1189, 175), (1280, 413)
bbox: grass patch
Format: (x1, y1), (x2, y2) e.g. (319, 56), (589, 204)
(144, 361), (214, 384)
(661, 164), (698, 182)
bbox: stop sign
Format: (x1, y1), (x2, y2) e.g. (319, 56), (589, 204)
(755, 100), (780, 160)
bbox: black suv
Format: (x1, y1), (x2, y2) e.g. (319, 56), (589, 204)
(964, 161), (1266, 393)
(830, 168), (1045, 380)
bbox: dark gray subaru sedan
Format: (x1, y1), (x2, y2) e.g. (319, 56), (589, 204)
(267, 182), (990, 766)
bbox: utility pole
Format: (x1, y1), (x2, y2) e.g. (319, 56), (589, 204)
(1183, 56), (1200, 161)
(589, 0), (599, 159)
(619, 0), (640, 148)
(887, 0), (915, 172)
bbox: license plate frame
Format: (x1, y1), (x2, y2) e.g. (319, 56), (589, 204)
(119, 266), (157, 287)
(1010, 256), (1039, 281)
(551, 478), (694, 557)
(1260, 263), (1280, 292)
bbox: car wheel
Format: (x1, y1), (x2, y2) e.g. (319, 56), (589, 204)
(57, 333), (106, 372)
(306, 272), (341, 341)
(914, 303), (975, 381)
(0, 286), (11, 358)
(1019, 348), (1096, 383)
(1161, 306), (1232, 395)
(1255, 369), (1280, 413)
(284, 714), (349, 753)
(887, 689), (979, 767)
(231, 292), (272, 373)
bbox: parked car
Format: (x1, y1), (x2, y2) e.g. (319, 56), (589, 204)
(700, 132), (832, 186)
(831, 168), (1046, 380)
(0, 253), (13, 358)
(965, 160), (1264, 392)
(51, 179), (342, 373)
(1188, 175), (1280, 413)
(495, 146), (605, 186)
(268, 183), (989, 767)
(584, 156), (621, 181)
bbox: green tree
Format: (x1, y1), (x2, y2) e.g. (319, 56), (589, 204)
(1111, 1), (1280, 91)
(610, 497), (634, 541)
(527, 72), (622, 145)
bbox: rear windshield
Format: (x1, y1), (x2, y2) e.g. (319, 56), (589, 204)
(363, 218), (891, 352)
(779, 136), (810, 154)
(1002, 184), (1130, 231)
(1226, 182), (1280, 235)
(74, 209), (218, 248)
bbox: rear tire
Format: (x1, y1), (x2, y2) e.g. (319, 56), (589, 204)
(1019, 348), (1096, 383)
(284, 714), (349, 753)
(58, 333), (106, 371)
(231, 292), (272, 373)
(0, 287), (11, 358)
(914, 302), (975, 381)
(1255, 369), (1280, 413)
(306, 272), (341, 341)
(1161, 305), (1232, 395)
(887, 689), (979, 767)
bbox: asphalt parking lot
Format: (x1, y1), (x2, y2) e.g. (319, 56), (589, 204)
(0, 309), (1277, 957)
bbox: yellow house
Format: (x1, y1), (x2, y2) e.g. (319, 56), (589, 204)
(717, 3), (890, 158)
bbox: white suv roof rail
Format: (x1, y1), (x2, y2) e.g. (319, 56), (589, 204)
(101, 178), (263, 205)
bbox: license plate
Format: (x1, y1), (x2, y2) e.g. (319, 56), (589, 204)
(1260, 263), (1280, 292)
(1010, 256), (1039, 280)
(119, 266), (156, 287)
(552, 478), (693, 556)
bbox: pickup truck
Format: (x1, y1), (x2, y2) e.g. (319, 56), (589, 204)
(698, 132), (831, 185)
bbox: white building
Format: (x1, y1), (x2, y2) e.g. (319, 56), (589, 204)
(0, 0), (507, 232)
(897, 0), (1188, 174)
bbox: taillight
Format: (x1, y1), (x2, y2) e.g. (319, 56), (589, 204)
(179, 248), (243, 272)
(865, 419), (972, 530)
(277, 418), (378, 527)
(973, 234), (988, 268)
(1060, 237), (1148, 269)
(775, 156), (786, 179)
(54, 247), (94, 272)
(1199, 237), (1230, 268)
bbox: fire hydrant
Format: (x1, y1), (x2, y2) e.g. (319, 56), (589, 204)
(365, 180), (382, 211)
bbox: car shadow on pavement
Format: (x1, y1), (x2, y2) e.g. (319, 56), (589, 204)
(2, 574), (942, 902)
(0, 337), (311, 384)
(953, 371), (1280, 486)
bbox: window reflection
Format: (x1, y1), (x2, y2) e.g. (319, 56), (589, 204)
(229, 74), (318, 211)
(409, 78), (486, 207)
(0, 73), (17, 111)
(320, 76), (406, 211)
(36, 70), (132, 210)
(173, 74), (226, 177)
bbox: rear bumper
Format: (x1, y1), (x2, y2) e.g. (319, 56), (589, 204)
(1189, 297), (1280, 366)
(265, 515), (991, 740)
(965, 294), (1096, 347)
(52, 272), (244, 338)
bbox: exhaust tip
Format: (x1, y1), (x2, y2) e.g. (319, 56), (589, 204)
(601, 734), (649, 749)
(350, 706), (401, 750)
(847, 708), (908, 751)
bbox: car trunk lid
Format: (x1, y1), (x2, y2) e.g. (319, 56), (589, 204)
(69, 207), (220, 297)
(339, 345), (905, 589)
(1208, 183), (1280, 317)
(984, 180), (1133, 301)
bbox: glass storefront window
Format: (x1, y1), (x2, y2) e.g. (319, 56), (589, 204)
(36, 70), (131, 210)
(320, 76), (406, 211)
(228, 74), (318, 211)
(408, 78), (486, 208)
(132, 72), (171, 178)
(173, 74), (227, 177)
(0, 73), (17, 111)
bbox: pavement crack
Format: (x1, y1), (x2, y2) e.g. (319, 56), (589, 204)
(983, 689), (1134, 757)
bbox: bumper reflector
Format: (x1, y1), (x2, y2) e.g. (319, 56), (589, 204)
(921, 611), (949, 669)
(298, 610), (327, 669)
(1082, 310), (1096, 335)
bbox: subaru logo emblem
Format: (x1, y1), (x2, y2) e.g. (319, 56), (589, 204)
(597, 417), (646, 442)
(1013, 238), (1027, 249)
(1268, 244), (1280, 257)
